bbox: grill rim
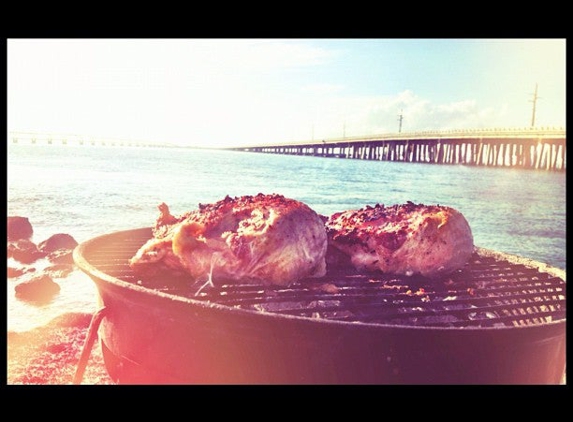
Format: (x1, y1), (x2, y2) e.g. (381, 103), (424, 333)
(73, 226), (567, 332)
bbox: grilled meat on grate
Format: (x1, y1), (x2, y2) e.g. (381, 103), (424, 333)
(129, 194), (328, 287)
(325, 201), (474, 278)
(82, 228), (565, 329)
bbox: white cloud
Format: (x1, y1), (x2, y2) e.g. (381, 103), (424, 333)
(303, 90), (516, 142)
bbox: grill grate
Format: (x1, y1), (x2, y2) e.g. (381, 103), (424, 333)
(81, 229), (566, 329)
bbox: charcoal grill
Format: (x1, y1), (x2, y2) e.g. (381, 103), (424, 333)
(73, 227), (566, 384)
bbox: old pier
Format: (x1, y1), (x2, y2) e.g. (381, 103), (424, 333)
(228, 128), (566, 171)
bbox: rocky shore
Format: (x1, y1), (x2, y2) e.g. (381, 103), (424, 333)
(8, 216), (82, 300)
(7, 312), (115, 385)
(7, 216), (114, 385)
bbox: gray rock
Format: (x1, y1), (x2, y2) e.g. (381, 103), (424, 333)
(38, 233), (78, 253)
(7, 239), (46, 264)
(15, 274), (61, 302)
(7, 216), (33, 241)
(7, 266), (36, 278)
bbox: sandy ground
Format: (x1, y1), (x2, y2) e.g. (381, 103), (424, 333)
(7, 312), (115, 385)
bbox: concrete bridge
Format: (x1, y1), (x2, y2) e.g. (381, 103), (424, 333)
(8, 131), (177, 149)
(226, 127), (566, 171)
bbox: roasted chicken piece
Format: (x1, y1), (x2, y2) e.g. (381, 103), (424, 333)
(127, 203), (192, 278)
(129, 194), (328, 286)
(325, 201), (474, 278)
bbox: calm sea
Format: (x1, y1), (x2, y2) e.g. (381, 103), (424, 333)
(7, 142), (566, 332)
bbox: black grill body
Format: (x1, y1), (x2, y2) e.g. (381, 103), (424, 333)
(74, 227), (566, 384)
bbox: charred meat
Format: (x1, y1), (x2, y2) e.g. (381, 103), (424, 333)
(325, 201), (474, 278)
(129, 194), (328, 286)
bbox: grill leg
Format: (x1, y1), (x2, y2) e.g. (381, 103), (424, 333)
(73, 307), (107, 384)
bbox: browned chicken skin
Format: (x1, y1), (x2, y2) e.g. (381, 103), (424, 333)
(129, 194), (328, 286)
(325, 201), (474, 278)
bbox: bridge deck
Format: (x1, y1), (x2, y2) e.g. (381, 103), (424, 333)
(227, 128), (566, 171)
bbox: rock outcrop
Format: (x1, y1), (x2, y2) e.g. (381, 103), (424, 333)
(8, 217), (80, 304)
(14, 274), (61, 302)
(7, 216), (34, 241)
(7, 265), (35, 278)
(38, 233), (78, 253)
(8, 239), (46, 264)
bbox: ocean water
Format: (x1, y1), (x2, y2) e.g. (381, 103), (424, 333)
(6, 142), (566, 332)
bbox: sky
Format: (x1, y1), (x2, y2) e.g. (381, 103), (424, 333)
(7, 38), (566, 148)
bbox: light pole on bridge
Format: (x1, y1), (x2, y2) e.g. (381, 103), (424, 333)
(398, 109), (404, 133)
(530, 83), (541, 127)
